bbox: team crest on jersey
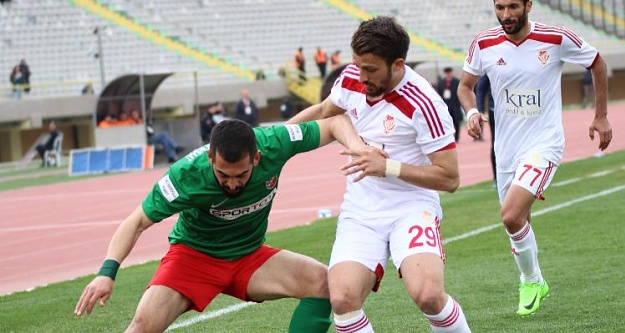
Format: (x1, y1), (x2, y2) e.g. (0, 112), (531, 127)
(265, 175), (278, 189)
(383, 114), (395, 134)
(537, 50), (550, 66)
(350, 108), (358, 120)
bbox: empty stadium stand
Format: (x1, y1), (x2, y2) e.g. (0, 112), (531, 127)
(1, 0), (624, 163)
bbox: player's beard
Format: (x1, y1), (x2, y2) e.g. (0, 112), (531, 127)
(219, 180), (250, 198)
(365, 70), (392, 99)
(499, 11), (528, 35)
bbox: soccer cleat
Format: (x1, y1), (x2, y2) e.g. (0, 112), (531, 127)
(517, 280), (549, 316)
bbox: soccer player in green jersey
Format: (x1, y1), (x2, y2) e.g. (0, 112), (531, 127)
(74, 116), (375, 333)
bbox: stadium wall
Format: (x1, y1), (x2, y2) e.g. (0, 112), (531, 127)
(1, 67), (624, 163)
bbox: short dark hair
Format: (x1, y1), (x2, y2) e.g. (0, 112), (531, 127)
(351, 16), (410, 66)
(209, 119), (257, 163)
(494, 0), (530, 4)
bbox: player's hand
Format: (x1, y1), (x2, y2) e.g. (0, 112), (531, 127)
(467, 113), (487, 138)
(340, 146), (388, 182)
(589, 117), (612, 151)
(74, 276), (114, 316)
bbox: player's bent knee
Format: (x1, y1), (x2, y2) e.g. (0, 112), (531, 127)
(500, 208), (525, 231)
(330, 289), (363, 315)
(126, 316), (158, 333)
(410, 289), (446, 314)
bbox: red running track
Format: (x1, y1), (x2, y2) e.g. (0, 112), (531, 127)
(0, 106), (623, 296)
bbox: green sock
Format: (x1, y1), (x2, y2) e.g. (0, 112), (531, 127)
(287, 297), (332, 333)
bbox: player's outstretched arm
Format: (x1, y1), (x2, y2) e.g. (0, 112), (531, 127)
(588, 55), (612, 150)
(74, 205), (155, 316)
(458, 71), (487, 138)
(286, 96), (344, 124)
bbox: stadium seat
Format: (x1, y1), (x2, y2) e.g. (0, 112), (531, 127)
(43, 132), (63, 167)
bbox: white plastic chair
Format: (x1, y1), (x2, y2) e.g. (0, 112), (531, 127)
(43, 132), (64, 167)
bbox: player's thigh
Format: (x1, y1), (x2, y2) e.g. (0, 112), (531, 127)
(500, 156), (558, 222)
(130, 285), (190, 332)
(329, 216), (390, 272)
(329, 216), (390, 294)
(246, 249), (329, 302)
(399, 253), (445, 301)
(389, 209), (446, 303)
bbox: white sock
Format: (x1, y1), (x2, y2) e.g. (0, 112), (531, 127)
(508, 222), (543, 284)
(425, 296), (471, 333)
(334, 309), (374, 333)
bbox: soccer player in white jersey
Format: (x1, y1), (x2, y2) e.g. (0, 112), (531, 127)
(288, 16), (472, 333)
(457, 0), (613, 316)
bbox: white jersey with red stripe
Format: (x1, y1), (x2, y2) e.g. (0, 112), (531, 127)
(463, 21), (598, 172)
(330, 64), (456, 219)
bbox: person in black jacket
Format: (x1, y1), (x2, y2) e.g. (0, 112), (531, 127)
(475, 75), (496, 185)
(200, 102), (229, 144)
(436, 67), (463, 142)
(36, 121), (60, 167)
(234, 89), (259, 127)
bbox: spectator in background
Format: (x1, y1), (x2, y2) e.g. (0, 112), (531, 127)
(279, 97), (294, 120)
(436, 67), (463, 143)
(294, 47), (306, 84)
(35, 120), (61, 167)
(581, 69), (594, 109)
(98, 113), (117, 128)
(314, 47), (328, 79)
(11, 59), (31, 98)
(330, 50), (341, 70)
(82, 82), (94, 95)
(19, 59), (31, 94)
(200, 102), (229, 144)
(128, 109), (185, 163)
(475, 75), (496, 186)
(255, 69), (266, 81)
(115, 110), (134, 126)
(9, 64), (24, 99)
(235, 89), (259, 127)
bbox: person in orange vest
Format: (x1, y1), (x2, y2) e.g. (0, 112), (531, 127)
(294, 47), (306, 84)
(330, 50), (341, 70)
(314, 47), (328, 78)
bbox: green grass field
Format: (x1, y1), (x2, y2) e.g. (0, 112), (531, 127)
(1, 150), (624, 332)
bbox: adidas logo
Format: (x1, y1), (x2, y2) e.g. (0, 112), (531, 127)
(496, 58), (507, 66)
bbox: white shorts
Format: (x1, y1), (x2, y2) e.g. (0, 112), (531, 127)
(497, 153), (558, 203)
(329, 206), (445, 288)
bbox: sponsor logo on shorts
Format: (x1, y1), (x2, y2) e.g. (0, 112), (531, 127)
(284, 124), (303, 142)
(503, 88), (542, 118)
(158, 175), (179, 202)
(210, 188), (277, 220)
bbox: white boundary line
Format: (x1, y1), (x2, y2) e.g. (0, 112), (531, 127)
(166, 183), (625, 331)
(166, 302), (256, 331)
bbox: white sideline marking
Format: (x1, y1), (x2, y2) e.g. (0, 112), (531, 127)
(166, 183), (625, 331)
(166, 302), (256, 331)
(444, 184), (625, 244)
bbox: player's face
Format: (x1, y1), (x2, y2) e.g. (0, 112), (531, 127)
(352, 53), (403, 99)
(210, 151), (260, 198)
(494, 0), (531, 35)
